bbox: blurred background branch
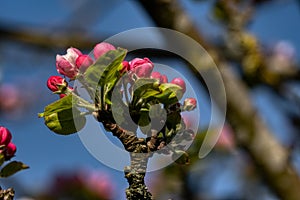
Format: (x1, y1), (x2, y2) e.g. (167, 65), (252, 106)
(137, 0), (300, 199)
(0, 21), (97, 50)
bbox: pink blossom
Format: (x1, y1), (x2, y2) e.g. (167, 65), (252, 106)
(0, 126), (12, 146)
(171, 77), (186, 93)
(129, 57), (154, 78)
(56, 47), (82, 79)
(75, 55), (94, 72)
(93, 42), (116, 60)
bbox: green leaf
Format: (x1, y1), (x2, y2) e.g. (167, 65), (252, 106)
(84, 48), (127, 105)
(99, 49), (127, 88)
(40, 94), (86, 135)
(138, 110), (151, 127)
(0, 154), (4, 167)
(155, 83), (183, 105)
(131, 78), (160, 106)
(0, 161), (29, 178)
(132, 78), (159, 92)
(166, 110), (182, 130)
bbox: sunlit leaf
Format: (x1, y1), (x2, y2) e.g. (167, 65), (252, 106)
(40, 95), (86, 135)
(0, 161), (29, 178)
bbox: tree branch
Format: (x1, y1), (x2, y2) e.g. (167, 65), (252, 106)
(95, 111), (158, 199)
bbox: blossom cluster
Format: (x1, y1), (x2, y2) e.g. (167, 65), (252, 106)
(46, 42), (191, 100)
(0, 126), (17, 160)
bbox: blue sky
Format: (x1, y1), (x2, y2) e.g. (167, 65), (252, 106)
(0, 0), (299, 199)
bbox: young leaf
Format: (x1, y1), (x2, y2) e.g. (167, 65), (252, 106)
(84, 48), (127, 105)
(0, 161), (29, 178)
(40, 94), (86, 135)
(131, 78), (160, 106)
(156, 83), (183, 105)
(99, 50), (127, 88)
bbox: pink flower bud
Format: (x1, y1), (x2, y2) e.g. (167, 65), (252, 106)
(47, 76), (66, 92)
(151, 71), (161, 79)
(161, 75), (168, 83)
(75, 55), (94, 72)
(59, 94), (67, 98)
(129, 57), (154, 78)
(56, 47), (82, 79)
(171, 77), (186, 93)
(183, 98), (197, 111)
(151, 72), (168, 83)
(121, 61), (130, 73)
(93, 42), (116, 60)
(5, 142), (16, 159)
(0, 127), (12, 146)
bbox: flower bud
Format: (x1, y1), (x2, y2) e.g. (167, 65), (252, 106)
(47, 76), (67, 93)
(120, 61), (130, 73)
(75, 55), (94, 72)
(59, 94), (67, 98)
(129, 58), (154, 78)
(151, 71), (168, 83)
(171, 77), (186, 93)
(5, 142), (16, 159)
(151, 71), (161, 80)
(161, 75), (168, 83)
(56, 47), (82, 79)
(93, 42), (116, 60)
(183, 98), (197, 111)
(0, 126), (12, 146)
